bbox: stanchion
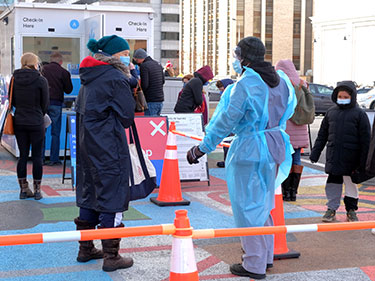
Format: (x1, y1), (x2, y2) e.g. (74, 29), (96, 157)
(150, 122), (190, 206)
(169, 210), (199, 281)
(271, 185), (300, 259)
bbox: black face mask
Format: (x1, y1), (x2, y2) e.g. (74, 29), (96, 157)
(132, 59), (138, 66)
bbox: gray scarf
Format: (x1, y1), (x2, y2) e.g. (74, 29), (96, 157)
(93, 53), (131, 78)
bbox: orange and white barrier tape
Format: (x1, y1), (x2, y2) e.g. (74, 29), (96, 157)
(0, 224), (175, 247)
(192, 221), (375, 239)
(171, 129), (231, 148)
(1, 218), (375, 247)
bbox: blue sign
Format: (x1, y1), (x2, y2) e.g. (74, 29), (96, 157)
(70, 19), (79, 30)
(69, 115), (77, 188)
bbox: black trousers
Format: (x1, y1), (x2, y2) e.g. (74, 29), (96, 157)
(14, 124), (44, 180)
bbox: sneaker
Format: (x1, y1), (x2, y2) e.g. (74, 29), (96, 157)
(322, 209), (336, 222)
(229, 263), (266, 279)
(346, 210), (359, 222)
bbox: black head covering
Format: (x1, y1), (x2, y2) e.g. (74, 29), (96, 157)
(236, 37), (265, 63)
(332, 80), (357, 108)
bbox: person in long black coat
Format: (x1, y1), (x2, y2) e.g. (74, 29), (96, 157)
(74, 35), (135, 272)
(12, 52), (49, 200)
(310, 80), (370, 223)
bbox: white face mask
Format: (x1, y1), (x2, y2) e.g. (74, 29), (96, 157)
(337, 98), (351, 105)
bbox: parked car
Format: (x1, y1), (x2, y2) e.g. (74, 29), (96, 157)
(357, 88), (375, 109)
(357, 87), (373, 95)
(206, 80), (221, 102)
(309, 83), (335, 114)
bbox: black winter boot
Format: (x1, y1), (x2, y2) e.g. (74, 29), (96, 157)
(281, 173), (293, 201)
(33, 180), (43, 200)
(290, 165), (303, 201)
(344, 196), (359, 222)
(74, 217), (103, 262)
(101, 224), (133, 272)
(18, 178), (34, 199)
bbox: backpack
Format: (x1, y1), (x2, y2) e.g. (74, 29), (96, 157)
(289, 83), (315, 125)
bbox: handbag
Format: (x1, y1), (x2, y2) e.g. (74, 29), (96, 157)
(133, 82), (148, 112)
(128, 122), (157, 201)
(3, 78), (14, 135)
(350, 169), (374, 184)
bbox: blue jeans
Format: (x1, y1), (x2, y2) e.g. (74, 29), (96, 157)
(144, 102), (163, 116)
(292, 148), (301, 165)
(47, 105), (62, 162)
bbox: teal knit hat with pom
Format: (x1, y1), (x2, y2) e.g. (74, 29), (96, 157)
(87, 35), (130, 56)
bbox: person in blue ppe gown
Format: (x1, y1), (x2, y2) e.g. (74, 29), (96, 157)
(187, 37), (296, 280)
(74, 35), (135, 272)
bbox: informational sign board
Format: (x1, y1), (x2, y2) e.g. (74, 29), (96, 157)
(164, 113), (209, 182)
(133, 116), (168, 186)
(69, 115), (77, 188)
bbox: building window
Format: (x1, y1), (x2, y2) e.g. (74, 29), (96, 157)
(293, 0), (301, 70)
(265, 0), (273, 62)
(161, 32), (180, 40)
(253, 0), (261, 38)
(161, 14), (179, 22)
(161, 50), (179, 58)
(162, 0), (179, 3)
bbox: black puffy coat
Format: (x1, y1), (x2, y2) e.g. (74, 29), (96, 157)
(174, 75), (203, 113)
(12, 69), (49, 127)
(75, 56), (135, 213)
(310, 81), (370, 175)
(174, 66), (213, 113)
(41, 62), (73, 104)
(139, 56), (164, 102)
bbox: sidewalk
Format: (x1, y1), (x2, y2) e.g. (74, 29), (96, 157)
(0, 147), (374, 281)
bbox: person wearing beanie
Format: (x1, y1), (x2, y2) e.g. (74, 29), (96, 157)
(186, 36), (297, 279)
(74, 35), (135, 272)
(310, 81), (370, 223)
(174, 65), (213, 114)
(133, 48), (165, 116)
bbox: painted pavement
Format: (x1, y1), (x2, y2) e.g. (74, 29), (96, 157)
(0, 151), (374, 280)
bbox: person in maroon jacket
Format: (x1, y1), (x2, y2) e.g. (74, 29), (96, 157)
(41, 52), (73, 165)
(174, 65), (213, 113)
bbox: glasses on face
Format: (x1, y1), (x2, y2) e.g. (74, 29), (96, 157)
(233, 46), (242, 60)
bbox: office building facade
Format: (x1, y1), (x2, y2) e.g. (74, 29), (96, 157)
(180, 0), (313, 78)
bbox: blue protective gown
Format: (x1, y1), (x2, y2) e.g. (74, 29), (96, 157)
(199, 67), (296, 227)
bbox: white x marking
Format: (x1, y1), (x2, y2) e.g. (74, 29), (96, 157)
(150, 120), (166, 136)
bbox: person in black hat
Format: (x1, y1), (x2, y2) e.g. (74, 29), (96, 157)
(74, 35), (135, 272)
(186, 36), (296, 279)
(310, 81), (370, 223)
(133, 48), (165, 116)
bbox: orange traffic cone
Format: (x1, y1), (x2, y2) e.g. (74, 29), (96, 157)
(150, 122), (190, 206)
(169, 210), (199, 281)
(271, 185), (300, 259)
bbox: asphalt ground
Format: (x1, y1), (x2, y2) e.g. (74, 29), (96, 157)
(0, 142), (375, 281)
